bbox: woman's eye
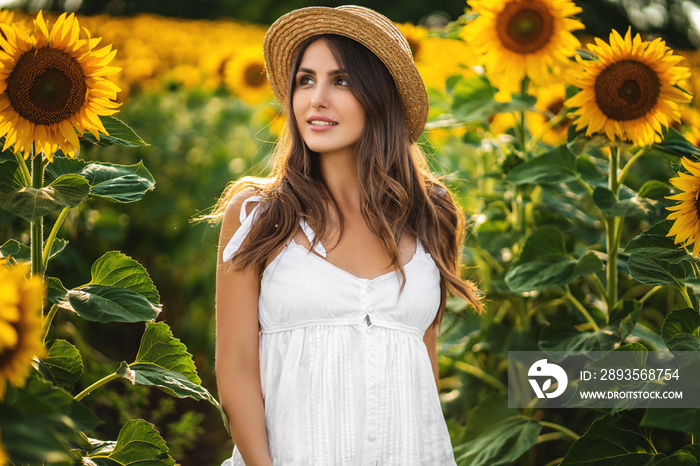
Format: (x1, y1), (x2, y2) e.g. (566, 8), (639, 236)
(336, 76), (349, 86)
(297, 75), (313, 86)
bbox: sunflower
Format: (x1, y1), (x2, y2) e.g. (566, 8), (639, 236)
(565, 28), (691, 147)
(224, 45), (271, 105)
(396, 23), (428, 58)
(529, 84), (570, 146)
(461, 0), (583, 101)
(0, 11), (121, 161)
(0, 264), (45, 400)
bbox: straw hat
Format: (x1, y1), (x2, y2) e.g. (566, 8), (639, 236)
(263, 5), (429, 142)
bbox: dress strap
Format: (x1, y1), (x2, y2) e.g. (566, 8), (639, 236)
(222, 196), (327, 261)
(222, 195), (262, 262)
(300, 219), (327, 257)
(416, 237), (424, 254)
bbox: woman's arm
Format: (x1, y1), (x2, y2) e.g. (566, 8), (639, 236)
(423, 322), (440, 391)
(216, 191), (273, 466)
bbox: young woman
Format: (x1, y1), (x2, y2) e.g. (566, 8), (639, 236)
(216, 6), (482, 465)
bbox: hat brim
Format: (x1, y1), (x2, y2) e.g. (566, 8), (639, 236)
(263, 6), (428, 142)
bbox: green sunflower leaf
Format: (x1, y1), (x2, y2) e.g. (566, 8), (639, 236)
(641, 408), (700, 434)
(89, 251), (160, 304)
(653, 126), (700, 160)
(644, 445), (700, 465)
(51, 284), (161, 323)
(115, 322), (229, 432)
(450, 75), (537, 125)
(131, 322), (200, 384)
(0, 173), (89, 221)
(453, 416), (542, 466)
(625, 221), (694, 286)
(1, 238), (68, 263)
(660, 308), (700, 343)
(86, 419), (174, 466)
(539, 321), (620, 354)
(0, 405), (74, 464)
(593, 185), (660, 219)
(37, 339), (84, 392)
(47, 157), (155, 203)
(80, 115), (148, 147)
(560, 413), (656, 465)
(5, 372), (101, 432)
(505, 146), (578, 185)
(0, 159), (26, 195)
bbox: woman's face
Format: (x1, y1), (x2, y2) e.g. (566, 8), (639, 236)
(292, 39), (366, 158)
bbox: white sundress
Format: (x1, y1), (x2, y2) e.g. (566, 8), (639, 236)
(220, 196), (458, 466)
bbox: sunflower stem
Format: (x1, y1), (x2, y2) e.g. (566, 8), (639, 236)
(42, 207), (70, 269)
(74, 372), (121, 402)
(452, 360), (508, 392)
(679, 285), (693, 309)
(610, 146), (621, 195)
(42, 304), (59, 343)
(538, 420), (580, 441)
(518, 78), (529, 152)
(606, 146), (621, 311)
(591, 273), (607, 301)
(30, 145), (44, 277)
(13, 151), (31, 187)
(618, 147), (648, 187)
(691, 261), (700, 280)
(640, 286), (663, 305)
(565, 286), (600, 332)
(526, 110), (567, 151)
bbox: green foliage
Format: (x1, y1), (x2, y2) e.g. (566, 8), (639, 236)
(560, 413), (657, 465)
(0, 98), (223, 464)
(80, 116), (149, 148)
(0, 161), (90, 221)
(46, 157), (155, 203)
(424, 35), (700, 465)
(37, 339), (84, 391)
(453, 416), (542, 466)
(86, 419), (175, 465)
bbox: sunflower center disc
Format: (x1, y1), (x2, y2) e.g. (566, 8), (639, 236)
(546, 98), (570, 128)
(244, 63), (266, 88)
(594, 59), (661, 121)
(7, 47), (86, 125)
(498, 0), (554, 54)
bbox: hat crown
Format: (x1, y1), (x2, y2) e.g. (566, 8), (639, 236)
(335, 6), (413, 58)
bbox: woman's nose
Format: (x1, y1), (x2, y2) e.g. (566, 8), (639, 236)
(310, 84), (328, 109)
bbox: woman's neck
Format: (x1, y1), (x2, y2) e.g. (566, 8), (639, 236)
(319, 149), (360, 213)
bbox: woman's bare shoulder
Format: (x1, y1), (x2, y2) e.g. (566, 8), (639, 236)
(223, 188), (259, 226)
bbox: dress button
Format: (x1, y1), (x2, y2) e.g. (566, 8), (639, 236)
(368, 434), (376, 442)
(367, 327), (374, 335)
(367, 305), (374, 313)
(369, 357), (376, 366)
(367, 284), (374, 293)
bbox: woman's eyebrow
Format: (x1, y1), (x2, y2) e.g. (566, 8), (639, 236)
(297, 67), (347, 76)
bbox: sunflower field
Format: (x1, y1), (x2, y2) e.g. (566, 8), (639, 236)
(1, 0), (700, 464)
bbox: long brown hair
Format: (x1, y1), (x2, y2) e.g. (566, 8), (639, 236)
(212, 34), (482, 327)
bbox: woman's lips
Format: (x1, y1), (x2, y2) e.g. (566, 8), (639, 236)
(307, 117), (338, 130)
